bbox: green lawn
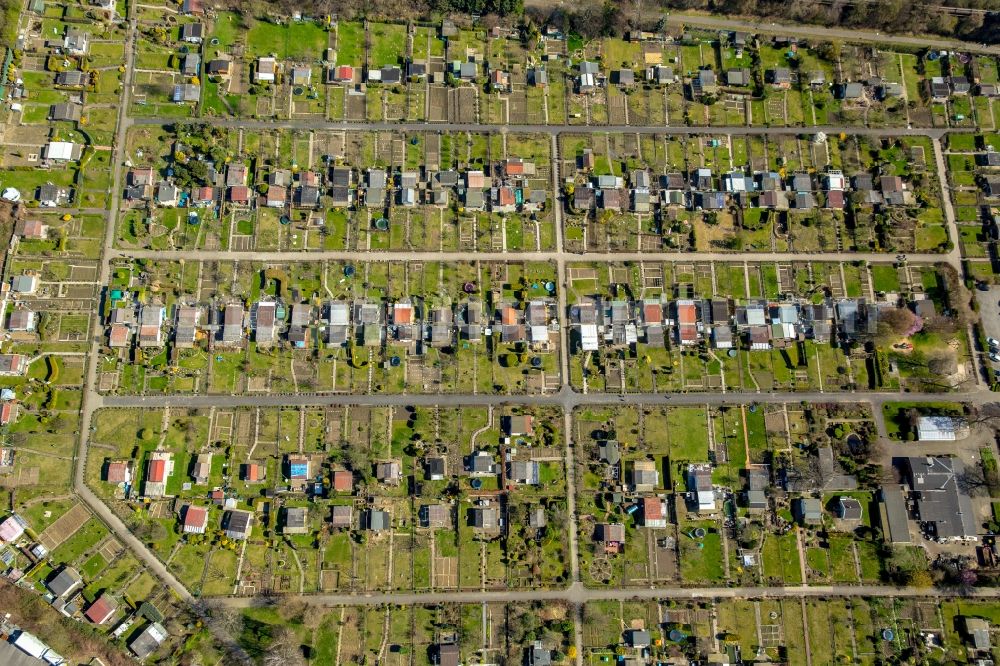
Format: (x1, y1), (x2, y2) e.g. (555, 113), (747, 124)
(668, 408), (709, 461)
(761, 532), (802, 584)
(855, 540), (883, 582)
(203, 79), (238, 117)
(744, 407), (768, 454)
(915, 224), (948, 252)
(369, 22), (406, 67)
(208, 11), (242, 51)
(828, 536), (859, 582)
(679, 521), (725, 582)
(870, 265), (900, 293)
(80, 552), (107, 579)
(336, 21), (365, 66)
(49, 518), (109, 567)
(762, 264), (780, 298)
(248, 20), (328, 59)
(0, 167), (77, 195)
(946, 133), (977, 151)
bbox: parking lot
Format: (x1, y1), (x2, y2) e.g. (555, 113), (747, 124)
(975, 285), (1000, 368)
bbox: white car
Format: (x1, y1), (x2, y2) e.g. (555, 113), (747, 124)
(989, 337), (1000, 348)
(990, 352), (1000, 363)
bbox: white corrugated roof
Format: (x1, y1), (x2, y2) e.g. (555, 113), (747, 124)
(580, 324), (598, 351)
(329, 303), (349, 325)
(45, 141), (76, 161)
(42, 648), (66, 665)
(13, 631), (48, 658)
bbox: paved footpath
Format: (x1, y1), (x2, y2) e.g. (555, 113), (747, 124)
(130, 117), (968, 137)
(99, 388), (995, 410)
(110, 248), (955, 264)
(210, 580), (1000, 609)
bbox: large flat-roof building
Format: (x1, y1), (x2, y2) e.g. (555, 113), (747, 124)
(902, 456), (977, 541)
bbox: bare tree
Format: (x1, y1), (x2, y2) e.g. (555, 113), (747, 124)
(276, 596), (308, 625)
(205, 603), (245, 638)
(263, 626), (306, 666)
(936, 262), (979, 327)
(921, 314), (959, 335)
(956, 464), (989, 495)
(926, 352), (958, 377)
(969, 404), (1000, 427)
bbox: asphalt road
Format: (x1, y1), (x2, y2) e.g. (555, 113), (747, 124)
(110, 248), (954, 264)
(130, 117), (968, 138)
(98, 388), (996, 410)
(211, 580), (1000, 609)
